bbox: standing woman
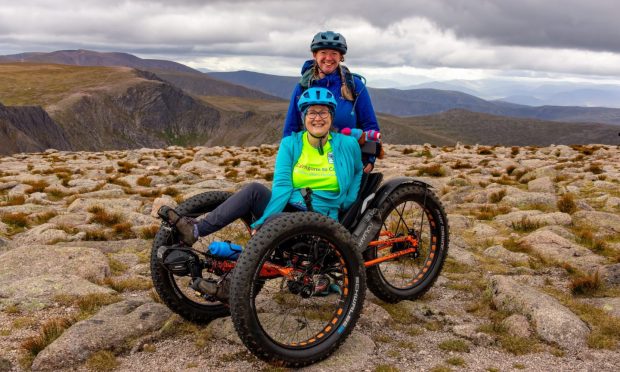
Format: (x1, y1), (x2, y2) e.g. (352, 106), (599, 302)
(283, 31), (380, 172)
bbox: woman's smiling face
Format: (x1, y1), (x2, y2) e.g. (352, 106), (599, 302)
(313, 49), (342, 75)
(304, 104), (332, 137)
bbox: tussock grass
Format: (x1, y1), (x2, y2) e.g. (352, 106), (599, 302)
(103, 277), (153, 292)
(139, 225), (160, 239)
(85, 350), (119, 371)
(375, 365), (400, 372)
(438, 339), (470, 353)
(108, 256), (129, 275)
(54, 293), (121, 318)
(451, 160), (472, 169)
(117, 160), (136, 174)
(0, 195), (26, 206)
(417, 164), (446, 177)
(263, 172), (274, 181)
(1, 212), (29, 228)
(219, 158), (241, 166)
(493, 175), (518, 186)
(161, 187), (179, 197)
(32, 210), (57, 225)
(587, 163), (604, 174)
(84, 229), (109, 241)
(245, 167), (259, 176)
(225, 168), (239, 180)
(3, 304), (21, 314)
(489, 189), (506, 203)
(23, 179), (49, 193)
(557, 193), (577, 214)
(477, 146), (494, 155)
(445, 357), (465, 366)
(106, 176), (131, 188)
(136, 176), (152, 187)
(21, 317), (76, 367)
(511, 216), (542, 232)
(474, 205), (511, 220)
(402, 148), (414, 155)
(88, 205), (122, 226)
(570, 270), (602, 295)
(112, 222), (136, 239)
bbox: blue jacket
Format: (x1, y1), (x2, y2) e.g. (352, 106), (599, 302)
(282, 60), (380, 137)
(251, 131), (363, 228)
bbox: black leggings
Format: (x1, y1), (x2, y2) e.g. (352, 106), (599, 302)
(195, 182), (271, 236)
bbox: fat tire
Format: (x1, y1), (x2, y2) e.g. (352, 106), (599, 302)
(230, 212), (366, 367)
(365, 184), (449, 303)
(150, 191), (250, 323)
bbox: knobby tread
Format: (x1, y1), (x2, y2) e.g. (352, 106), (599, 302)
(365, 184), (450, 303)
(150, 191), (248, 323)
(229, 212), (366, 367)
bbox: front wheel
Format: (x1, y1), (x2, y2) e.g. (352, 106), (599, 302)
(230, 212), (365, 367)
(150, 191), (252, 323)
(364, 184), (449, 303)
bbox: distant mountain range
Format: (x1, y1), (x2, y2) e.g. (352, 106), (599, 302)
(0, 49), (200, 73)
(207, 71), (620, 125)
(0, 50), (619, 155)
(4, 50), (620, 125)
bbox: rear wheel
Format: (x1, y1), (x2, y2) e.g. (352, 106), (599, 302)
(230, 212), (365, 367)
(150, 191), (252, 323)
(364, 184), (449, 303)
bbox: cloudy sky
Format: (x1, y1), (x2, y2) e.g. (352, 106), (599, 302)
(1, 0), (620, 88)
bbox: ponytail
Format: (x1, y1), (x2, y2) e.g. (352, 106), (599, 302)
(339, 65), (354, 101)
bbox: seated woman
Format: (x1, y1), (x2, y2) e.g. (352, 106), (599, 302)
(169, 87), (363, 246)
(283, 31), (381, 173)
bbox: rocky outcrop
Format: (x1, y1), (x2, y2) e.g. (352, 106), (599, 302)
(518, 230), (605, 272)
(489, 275), (590, 350)
(31, 300), (171, 370)
(0, 245), (111, 310)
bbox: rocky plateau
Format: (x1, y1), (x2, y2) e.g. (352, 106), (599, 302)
(0, 143), (619, 371)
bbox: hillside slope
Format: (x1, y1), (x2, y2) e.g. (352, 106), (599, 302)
(0, 102), (71, 154)
(0, 64), (225, 151)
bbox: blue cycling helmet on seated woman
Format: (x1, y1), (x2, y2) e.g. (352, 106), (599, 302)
(297, 87), (338, 119)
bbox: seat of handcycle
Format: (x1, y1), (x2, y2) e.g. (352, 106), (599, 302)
(339, 172), (383, 231)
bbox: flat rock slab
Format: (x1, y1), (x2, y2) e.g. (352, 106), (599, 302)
(518, 230), (604, 272)
(67, 198), (143, 213)
(489, 275), (589, 350)
(572, 211), (620, 236)
(0, 245), (110, 285)
(0, 273), (114, 310)
(502, 191), (557, 209)
(483, 245), (530, 265)
(11, 223), (76, 246)
(32, 300), (172, 371)
(495, 210), (572, 227)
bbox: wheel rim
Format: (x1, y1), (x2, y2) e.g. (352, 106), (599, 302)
(168, 216), (251, 306)
(376, 197), (438, 290)
(250, 233), (353, 348)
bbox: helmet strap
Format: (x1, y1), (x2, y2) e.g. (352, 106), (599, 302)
(307, 131), (327, 155)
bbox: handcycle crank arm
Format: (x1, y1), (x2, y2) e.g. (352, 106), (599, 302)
(364, 247), (417, 268)
(259, 262), (295, 279)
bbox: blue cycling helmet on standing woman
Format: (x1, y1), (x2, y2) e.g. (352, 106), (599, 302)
(297, 87), (338, 119)
(310, 31), (347, 54)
